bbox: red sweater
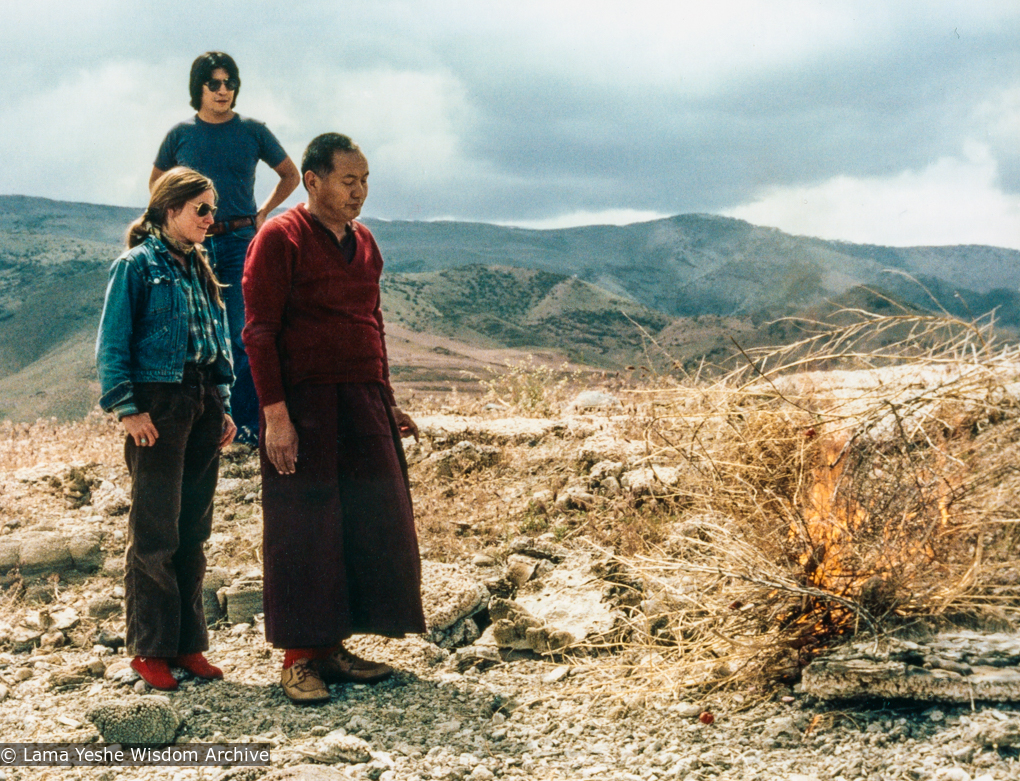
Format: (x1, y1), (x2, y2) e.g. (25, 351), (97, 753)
(242, 204), (395, 408)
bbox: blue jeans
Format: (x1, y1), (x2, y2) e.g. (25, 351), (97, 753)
(205, 228), (258, 435)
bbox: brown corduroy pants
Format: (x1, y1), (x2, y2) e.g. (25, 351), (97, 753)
(123, 373), (224, 657)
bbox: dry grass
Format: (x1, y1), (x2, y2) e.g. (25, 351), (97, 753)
(0, 408), (122, 472)
(581, 310), (1020, 697)
(2, 309), (1018, 699)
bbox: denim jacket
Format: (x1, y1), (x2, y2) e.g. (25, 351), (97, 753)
(96, 235), (234, 417)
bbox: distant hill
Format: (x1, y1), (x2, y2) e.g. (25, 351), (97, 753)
(0, 194), (1017, 420)
(368, 215), (1020, 326)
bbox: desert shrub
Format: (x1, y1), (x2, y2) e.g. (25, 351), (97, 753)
(481, 357), (574, 416)
(598, 312), (1020, 694)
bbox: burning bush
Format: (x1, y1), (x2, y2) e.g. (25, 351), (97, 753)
(602, 311), (1020, 694)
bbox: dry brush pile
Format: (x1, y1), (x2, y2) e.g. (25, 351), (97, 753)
(589, 311), (1020, 697)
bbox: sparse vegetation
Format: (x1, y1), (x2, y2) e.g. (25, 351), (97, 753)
(1, 307), (1019, 706)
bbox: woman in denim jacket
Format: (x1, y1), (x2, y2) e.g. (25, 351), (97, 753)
(96, 167), (236, 690)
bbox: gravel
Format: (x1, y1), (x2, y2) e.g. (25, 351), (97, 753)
(3, 620), (1020, 780)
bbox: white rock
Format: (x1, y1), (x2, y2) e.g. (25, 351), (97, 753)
(310, 730), (372, 764)
(671, 702), (703, 719)
(570, 391), (621, 410)
(421, 561), (488, 633)
(542, 666), (571, 684)
(513, 551), (616, 648)
(92, 480), (129, 515)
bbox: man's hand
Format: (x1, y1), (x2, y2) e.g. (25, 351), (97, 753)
(255, 207), (270, 231)
(122, 412), (159, 447)
(392, 406), (419, 442)
(220, 413), (237, 448)
(263, 401), (298, 474)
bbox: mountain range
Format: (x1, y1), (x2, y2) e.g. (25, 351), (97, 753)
(0, 194), (1017, 420)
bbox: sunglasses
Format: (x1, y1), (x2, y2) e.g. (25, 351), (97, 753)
(190, 202), (217, 218)
(204, 77), (238, 92)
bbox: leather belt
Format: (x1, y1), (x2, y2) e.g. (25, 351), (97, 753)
(205, 216), (256, 237)
(182, 363), (216, 385)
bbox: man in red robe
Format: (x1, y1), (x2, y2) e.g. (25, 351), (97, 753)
(242, 133), (426, 704)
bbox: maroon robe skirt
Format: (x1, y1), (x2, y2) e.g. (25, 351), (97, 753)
(260, 382), (426, 648)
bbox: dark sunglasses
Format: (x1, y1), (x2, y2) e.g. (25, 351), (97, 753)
(204, 77), (238, 92)
(190, 202), (217, 218)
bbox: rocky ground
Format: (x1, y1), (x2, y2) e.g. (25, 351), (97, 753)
(2, 387), (1020, 781)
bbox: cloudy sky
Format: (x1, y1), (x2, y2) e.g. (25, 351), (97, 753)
(2, 0), (1018, 248)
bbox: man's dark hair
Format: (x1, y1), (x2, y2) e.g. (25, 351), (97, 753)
(189, 51), (241, 111)
(301, 133), (363, 188)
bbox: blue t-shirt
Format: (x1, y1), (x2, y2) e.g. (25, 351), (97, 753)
(154, 114), (288, 220)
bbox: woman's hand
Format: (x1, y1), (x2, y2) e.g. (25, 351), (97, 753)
(122, 413), (159, 447)
(220, 414), (237, 448)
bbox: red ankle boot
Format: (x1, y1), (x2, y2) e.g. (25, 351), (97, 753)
(131, 656), (178, 691)
(172, 652), (223, 680)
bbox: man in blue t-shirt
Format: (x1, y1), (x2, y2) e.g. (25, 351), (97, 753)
(151, 51), (300, 446)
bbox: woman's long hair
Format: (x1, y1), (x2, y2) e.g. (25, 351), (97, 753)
(126, 167), (225, 307)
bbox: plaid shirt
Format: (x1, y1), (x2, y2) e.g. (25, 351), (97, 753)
(170, 255), (222, 366)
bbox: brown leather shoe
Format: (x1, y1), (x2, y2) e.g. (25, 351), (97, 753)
(280, 657), (330, 704)
(313, 645), (393, 684)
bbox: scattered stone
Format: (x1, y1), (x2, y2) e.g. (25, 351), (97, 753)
(263, 766), (347, 780)
(588, 460), (624, 483)
(204, 566), (231, 623)
(7, 404), (1020, 781)
(224, 581), (263, 625)
(508, 536), (567, 563)
(23, 583), (55, 605)
(672, 702), (704, 718)
(967, 716), (1020, 747)
(97, 631), (124, 651)
(803, 633), (1020, 702)
(304, 730), (372, 764)
(17, 533), (74, 575)
(620, 465), (683, 497)
(9, 625), (44, 652)
(504, 556), (537, 588)
(50, 667), (92, 689)
(542, 665), (570, 683)
(529, 489), (555, 514)
(0, 541), (18, 571)
(39, 629), (65, 649)
(105, 660), (138, 684)
(512, 551), (617, 650)
(422, 561), (489, 637)
(86, 695), (180, 744)
(570, 391), (621, 411)
(91, 480), (130, 515)
(88, 596), (122, 620)
(554, 487), (596, 512)
(444, 646), (503, 673)
(427, 441), (500, 478)
(471, 554), (496, 568)
(67, 532), (103, 572)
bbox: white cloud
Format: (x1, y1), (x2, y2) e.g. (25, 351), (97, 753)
(0, 60), (185, 207)
(496, 209), (670, 230)
(288, 68), (479, 186)
(723, 144), (1020, 249)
